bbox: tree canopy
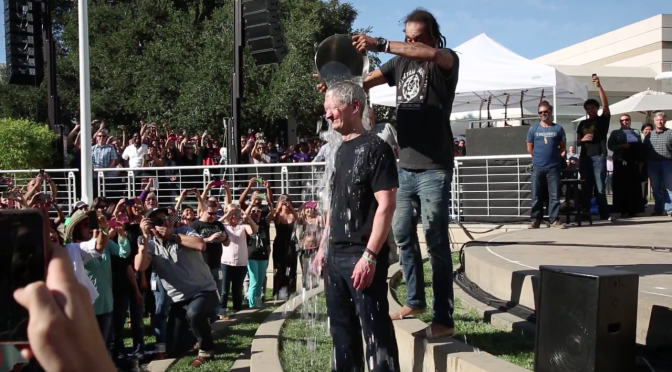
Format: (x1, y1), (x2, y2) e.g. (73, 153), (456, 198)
(0, 118), (57, 170)
(0, 0), (392, 137)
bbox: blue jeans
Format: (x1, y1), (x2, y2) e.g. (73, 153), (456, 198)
(531, 167), (561, 222)
(324, 250), (400, 372)
(210, 268), (223, 322)
(96, 312), (113, 349)
(152, 272), (171, 351)
(392, 168), (454, 329)
(647, 160), (672, 214)
(247, 260), (268, 308)
(579, 155), (610, 219)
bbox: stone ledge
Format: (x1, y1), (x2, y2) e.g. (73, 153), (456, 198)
(453, 285), (536, 341)
(249, 286), (324, 372)
(387, 261), (529, 372)
(145, 306), (268, 372)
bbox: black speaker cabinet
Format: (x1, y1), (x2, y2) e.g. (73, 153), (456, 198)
(465, 126), (530, 156)
(535, 265), (639, 372)
(242, 0), (287, 66)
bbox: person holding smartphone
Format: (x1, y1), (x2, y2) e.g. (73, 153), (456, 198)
(576, 75), (613, 221)
(190, 197), (231, 321)
(134, 208), (215, 366)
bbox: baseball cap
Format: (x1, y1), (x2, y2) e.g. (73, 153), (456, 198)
(73, 201), (88, 210)
(145, 207), (168, 218)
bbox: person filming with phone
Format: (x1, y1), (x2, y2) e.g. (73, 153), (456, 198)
(134, 207), (217, 367)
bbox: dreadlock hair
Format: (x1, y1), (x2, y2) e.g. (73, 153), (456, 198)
(403, 8), (446, 49)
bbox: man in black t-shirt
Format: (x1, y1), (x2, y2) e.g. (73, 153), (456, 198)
(313, 82), (400, 372)
(576, 75), (613, 221)
(190, 197), (230, 319)
(318, 8), (459, 339)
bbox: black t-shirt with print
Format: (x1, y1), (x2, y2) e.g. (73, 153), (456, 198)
(247, 214), (270, 261)
(379, 50), (460, 170)
(576, 113), (611, 157)
(189, 220), (226, 270)
(329, 132), (398, 255)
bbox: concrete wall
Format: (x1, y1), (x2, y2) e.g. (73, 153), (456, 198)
(534, 14), (672, 73)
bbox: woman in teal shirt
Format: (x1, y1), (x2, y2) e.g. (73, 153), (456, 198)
(65, 210), (130, 346)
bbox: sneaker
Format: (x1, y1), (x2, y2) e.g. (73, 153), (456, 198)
(529, 220), (541, 229)
(551, 220), (567, 229)
(190, 354), (214, 367)
(607, 216), (617, 223)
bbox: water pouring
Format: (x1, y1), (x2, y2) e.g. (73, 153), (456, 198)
(315, 34), (369, 87)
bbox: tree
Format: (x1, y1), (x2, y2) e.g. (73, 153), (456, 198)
(0, 118), (57, 170)
(0, 0), (380, 138)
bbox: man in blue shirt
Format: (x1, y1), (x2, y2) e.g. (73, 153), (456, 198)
(526, 101), (567, 229)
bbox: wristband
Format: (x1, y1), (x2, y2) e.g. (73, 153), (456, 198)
(362, 254), (377, 264)
(364, 248), (378, 259)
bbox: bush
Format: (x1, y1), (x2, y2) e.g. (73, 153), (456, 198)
(0, 118), (57, 170)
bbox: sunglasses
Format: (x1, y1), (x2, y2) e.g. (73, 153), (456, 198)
(251, 209), (261, 214)
(207, 211), (217, 216)
(207, 201), (219, 208)
(538, 110), (549, 115)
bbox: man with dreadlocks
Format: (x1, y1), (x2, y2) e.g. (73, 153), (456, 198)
(316, 7), (460, 340)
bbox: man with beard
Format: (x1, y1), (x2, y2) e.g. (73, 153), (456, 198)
(314, 7), (459, 339)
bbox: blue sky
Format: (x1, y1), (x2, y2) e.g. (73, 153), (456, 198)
(2, 1), (670, 63)
(351, 0), (672, 63)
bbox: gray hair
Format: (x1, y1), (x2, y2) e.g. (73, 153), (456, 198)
(654, 111), (667, 121)
(326, 82), (368, 117)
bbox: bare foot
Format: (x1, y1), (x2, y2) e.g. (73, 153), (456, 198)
(412, 323), (455, 339)
(390, 305), (426, 320)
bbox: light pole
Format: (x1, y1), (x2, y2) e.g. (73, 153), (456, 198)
(78, 0), (93, 203)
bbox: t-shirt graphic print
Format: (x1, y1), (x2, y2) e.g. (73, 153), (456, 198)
(397, 64), (428, 108)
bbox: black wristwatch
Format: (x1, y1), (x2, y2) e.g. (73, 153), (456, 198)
(376, 37), (388, 53)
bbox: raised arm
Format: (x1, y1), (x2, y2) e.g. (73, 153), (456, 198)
(352, 34), (454, 70)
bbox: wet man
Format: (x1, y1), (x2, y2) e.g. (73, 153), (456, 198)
(318, 7), (460, 338)
(313, 82), (400, 372)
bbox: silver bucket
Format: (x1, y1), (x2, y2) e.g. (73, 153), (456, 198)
(315, 34), (369, 87)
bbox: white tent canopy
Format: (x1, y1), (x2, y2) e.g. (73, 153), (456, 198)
(369, 33), (588, 114)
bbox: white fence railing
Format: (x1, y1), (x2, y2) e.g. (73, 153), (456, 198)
(2, 155), (618, 220)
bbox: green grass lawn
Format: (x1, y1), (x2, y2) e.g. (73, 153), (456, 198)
(280, 295), (332, 372)
(392, 257), (535, 370)
(165, 287), (276, 372)
(280, 254), (535, 371)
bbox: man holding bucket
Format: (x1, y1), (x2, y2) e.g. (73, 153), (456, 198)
(315, 7), (459, 340)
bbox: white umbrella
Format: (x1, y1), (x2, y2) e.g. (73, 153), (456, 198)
(655, 71), (672, 80)
(572, 89), (672, 122)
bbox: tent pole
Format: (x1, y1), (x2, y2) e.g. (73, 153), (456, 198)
(553, 87), (558, 123)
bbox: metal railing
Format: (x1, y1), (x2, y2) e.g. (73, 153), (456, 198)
(1, 155), (626, 220)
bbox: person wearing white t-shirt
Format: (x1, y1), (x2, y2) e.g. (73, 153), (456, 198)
(64, 211), (110, 303)
(122, 134), (148, 169)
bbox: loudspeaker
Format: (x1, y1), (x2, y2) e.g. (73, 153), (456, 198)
(4, 0), (44, 86)
(535, 265), (639, 372)
(242, 0), (287, 66)
(457, 157), (532, 222)
(276, 118), (297, 147)
(465, 126), (530, 156)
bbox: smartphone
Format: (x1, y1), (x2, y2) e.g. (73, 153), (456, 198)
(125, 199), (135, 206)
(305, 201), (316, 209)
(592, 73), (597, 78)
(38, 193), (51, 201)
(108, 219), (119, 230)
(117, 214), (129, 224)
(87, 211), (99, 230)
(257, 193), (266, 199)
(39, 169), (44, 177)
(212, 180), (223, 188)
(234, 210), (242, 219)
(1, 191), (15, 199)
(0, 209), (48, 344)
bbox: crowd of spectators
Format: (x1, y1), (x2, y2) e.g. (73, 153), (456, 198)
(0, 170), (324, 370)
